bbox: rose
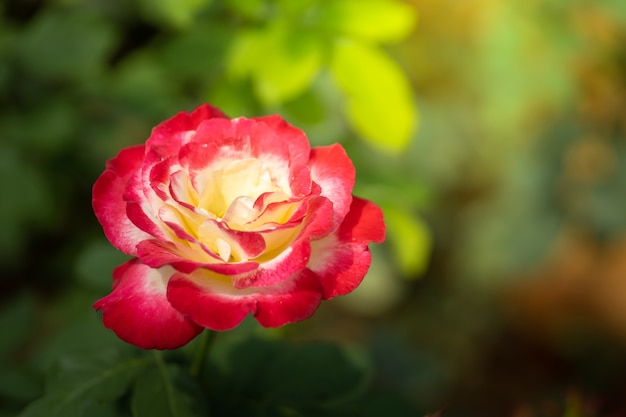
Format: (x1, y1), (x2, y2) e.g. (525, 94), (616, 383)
(92, 104), (385, 349)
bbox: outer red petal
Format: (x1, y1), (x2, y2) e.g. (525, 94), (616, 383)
(147, 104), (227, 157)
(166, 269), (322, 331)
(180, 116), (310, 176)
(308, 197), (385, 299)
(246, 115), (311, 169)
(337, 196), (386, 244)
(93, 259), (202, 349)
(93, 145), (151, 255)
(178, 121), (234, 173)
(166, 274), (256, 331)
(253, 268), (322, 327)
(308, 144), (356, 228)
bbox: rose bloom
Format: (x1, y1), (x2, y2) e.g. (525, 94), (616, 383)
(92, 104), (385, 349)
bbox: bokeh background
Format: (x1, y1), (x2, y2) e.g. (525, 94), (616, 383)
(3, 0), (626, 416)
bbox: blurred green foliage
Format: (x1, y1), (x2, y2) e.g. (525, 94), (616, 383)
(0, 0), (424, 284)
(4, 0), (626, 416)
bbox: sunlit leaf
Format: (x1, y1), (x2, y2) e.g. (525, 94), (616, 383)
(339, 246), (404, 316)
(206, 76), (258, 117)
(331, 40), (416, 152)
(383, 205), (432, 278)
(254, 27), (324, 105)
(226, 28), (264, 79)
(227, 22), (324, 105)
(137, 0), (211, 30)
(319, 0), (416, 43)
(282, 89), (326, 125)
(274, 0), (317, 17)
(224, 0), (266, 20)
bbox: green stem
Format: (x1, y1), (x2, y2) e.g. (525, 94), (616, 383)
(190, 329), (215, 377)
(152, 351), (178, 417)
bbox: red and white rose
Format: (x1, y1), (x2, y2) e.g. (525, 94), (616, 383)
(92, 104), (385, 349)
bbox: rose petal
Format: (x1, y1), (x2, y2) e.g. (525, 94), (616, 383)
(254, 269), (322, 327)
(308, 144), (356, 228)
(149, 156), (179, 201)
(124, 169), (170, 241)
(147, 104), (227, 156)
(136, 239), (260, 275)
(93, 145), (152, 255)
(93, 259), (202, 349)
(167, 268), (322, 330)
(232, 236), (311, 289)
(198, 219), (267, 260)
(181, 116), (310, 188)
(337, 195), (386, 244)
(169, 170), (199, 209)
(93, 103), (387, 342)
(247, 115), (311, 170)
(308, 196), (386, 299)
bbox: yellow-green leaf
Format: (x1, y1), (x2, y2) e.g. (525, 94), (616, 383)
(137, 0), (211, 30)
(226, 29), (264, 79)
(224, 0), (266, 20)
(383, 205), (431, 278)
(319, 0), (417, 43)
(226, 23), (324, 105)
(331, 40), (417, 152)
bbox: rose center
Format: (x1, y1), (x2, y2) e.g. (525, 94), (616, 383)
(197, 158), (284, 225)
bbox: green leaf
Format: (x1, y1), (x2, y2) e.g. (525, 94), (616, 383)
(4, 100), (77, 155)
(383, 205), (432, 277)
(0, 293), (35, 358)
(318, 0), (416, 43)
(17, 9), (116, 81)
(263, 342), (369, 407)
(19, 350), (149, 417)
(206, 77), (258, 117)
(274, 0), (317, 17)
(33, 297), (131, 372)
(0, 364), (42, 403)
(137, 0), (211, 30)
(227, 22), (324, 105)
(131, 355), (207, 417)
(74, 239), (130, 292)
(282, 89), (326, 125)
(159, 24), (233, 82)
(331, 40), (416, 152)
(111, 53), (179, 117)
(226, 28), (264, 80)
(223, 338), (369, 408)
(224, 0), (266, 20)
(0, 24), (15, 95)
(0, 146), (55, 264)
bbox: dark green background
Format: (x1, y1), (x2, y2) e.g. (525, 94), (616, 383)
(3, 1), (626, 416)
